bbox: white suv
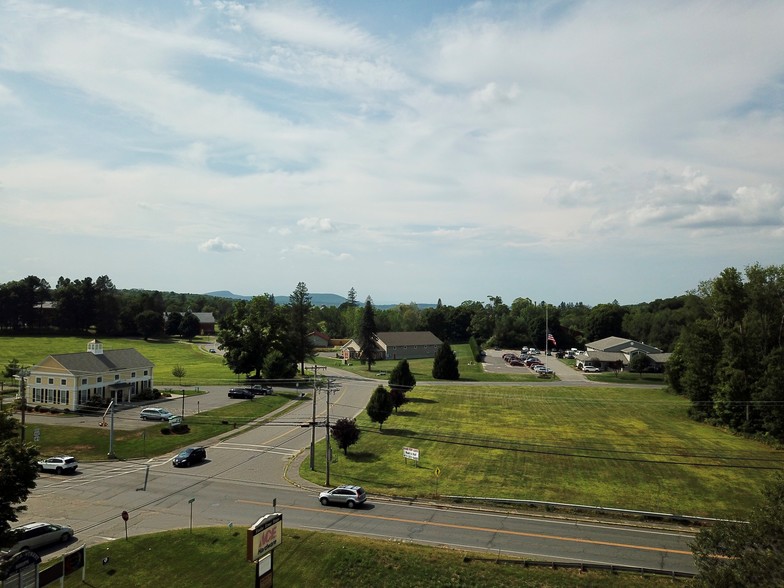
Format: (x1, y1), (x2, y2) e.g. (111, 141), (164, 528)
(37, 456), (78, 475)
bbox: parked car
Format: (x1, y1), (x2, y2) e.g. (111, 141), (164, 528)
(250, 385), (273, 396)
(172, 446), (207, 467)
(318, 485), (367, 508)
(209, 348), (217, 354)
(583, 365), (600, 372)
(228, 388), (254, 399)
(139, 407), (175, 421)
(37, 455), (78, 475)
(1, 522), (74, 556)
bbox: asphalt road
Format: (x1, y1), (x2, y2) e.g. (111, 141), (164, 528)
(18, 362), (697, 575)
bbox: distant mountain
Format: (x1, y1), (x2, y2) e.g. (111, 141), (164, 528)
(205, 290), (436, 309)
(205, 291), (349, 307)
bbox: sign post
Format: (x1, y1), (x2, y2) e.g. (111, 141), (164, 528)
(121, 510), (129, 540)
(247, 513), (283, 587)
(403, 446), (420, 467)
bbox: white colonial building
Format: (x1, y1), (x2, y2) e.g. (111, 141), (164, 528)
(25, 340), (155, 411)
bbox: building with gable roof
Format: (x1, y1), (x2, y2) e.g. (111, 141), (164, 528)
(25, 340), (155, 411)
(576, 336), (671, 372)
(341, 331), (443, 361)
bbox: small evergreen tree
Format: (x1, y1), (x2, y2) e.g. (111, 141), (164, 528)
(263, 349), (297, 380)
(331, 418), (361, 455)
(389, 387), (408, 413)
(388, 359), (416, 391)
(432, 342), (460, 380)
(366, 385), (393, 430)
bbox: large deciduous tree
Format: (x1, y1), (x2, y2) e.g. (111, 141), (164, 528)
(432, 342), (460, 380)
(691, 474), (784, 587)
(358, 297), (378, 372)
(135, 310), (164, 341)
(0, 412), (39, 548)
(366, 385), (394, 431)
(217, 295), (285, 379)
(179, 311), (201, 341)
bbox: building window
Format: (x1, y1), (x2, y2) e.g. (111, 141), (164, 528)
(97, 377), (102, 383)
(82, 378), (87, 385)
(115, 375), (120, 380)
(131, 372), (136, 378)
(48, 378), (54, 385)
(36, 377), (41, 384)
(61, 379), (67, 386)
(144, 370), (148, 376)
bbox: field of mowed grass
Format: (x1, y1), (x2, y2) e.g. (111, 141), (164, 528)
(315, 344), (541, 382)
(57, 527), (690, 588)
(302, 385), (783, 518)
(0, 335), (238, 386)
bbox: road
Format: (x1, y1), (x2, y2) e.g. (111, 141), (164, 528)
(19, 363), (697, 575)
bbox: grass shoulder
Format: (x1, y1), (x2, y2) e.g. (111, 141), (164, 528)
(57, 527), (689, 587)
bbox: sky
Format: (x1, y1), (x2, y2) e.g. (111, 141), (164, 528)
(1, 1), (782, 307)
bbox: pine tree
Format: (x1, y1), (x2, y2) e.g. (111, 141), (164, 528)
(358, 297), (378, 371)
(389, 359), (416, 392)
(432, 342), (460, 380)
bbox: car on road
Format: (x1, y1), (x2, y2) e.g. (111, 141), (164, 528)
(172, 446), (207, 467)
(1, 522), (74, 556)
(250, 385), (273, 396)
(139, 407), (176, 421)
(209, 348), (216, 353)
(318, 485), (367, 508)
(37, 455), (78, 475)
(228, 388), (254, 399)
(582, 365), (600, 372)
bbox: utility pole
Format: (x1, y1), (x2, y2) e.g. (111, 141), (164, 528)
(306, 365), (327, 470)
(325, 378), (331, 486)
(107, 401), (116, 459)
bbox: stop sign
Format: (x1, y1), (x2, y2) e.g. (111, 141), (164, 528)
(121, 511), (129, 522)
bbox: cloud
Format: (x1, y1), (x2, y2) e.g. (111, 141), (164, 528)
(297, 217), (336, 232)
(280, 244), (352, 261)
(198, 237), (244, 253)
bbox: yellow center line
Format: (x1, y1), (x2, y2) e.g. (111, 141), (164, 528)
(236, 500), (692, 556)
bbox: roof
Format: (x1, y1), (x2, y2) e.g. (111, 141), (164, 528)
(376, 331), (442, 346)
(34, 348), (154, 375)
(586, 336), (663, 354)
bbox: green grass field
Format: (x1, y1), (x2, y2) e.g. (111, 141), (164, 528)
(56, 527), (689, 587)
(314, 345), (542, 382)
(302, 385), (782, 518)
(0, 335), (239, 387)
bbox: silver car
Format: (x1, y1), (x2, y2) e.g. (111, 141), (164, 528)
(1, 522), (74, 555)
(318, 485), (367, 508)
(139, 407), (175, 421)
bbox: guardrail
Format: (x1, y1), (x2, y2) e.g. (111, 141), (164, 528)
(462, 556), (696, 579)
(443, 495), (747, 526)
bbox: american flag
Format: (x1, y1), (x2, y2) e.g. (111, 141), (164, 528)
(547, 333), (557, 346)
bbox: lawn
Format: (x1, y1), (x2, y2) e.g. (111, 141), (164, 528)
(301, 385), (783, 519)
(25, 393), (298, 461)
(315, 344), (541, 383)
(56, 527), (690, 587)
(0, 335), (239, 387)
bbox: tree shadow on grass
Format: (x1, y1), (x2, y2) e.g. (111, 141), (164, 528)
(345, 451), (379, 463)
(379, 428), (416, 437)
(394, 410), (418, 417)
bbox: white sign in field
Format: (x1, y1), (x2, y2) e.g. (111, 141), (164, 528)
(403, 446), (419, 461)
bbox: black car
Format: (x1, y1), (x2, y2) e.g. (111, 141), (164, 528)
(250, 385), (273, 396)
(228, 388), (254, 399)
(173, 446), (207, 467)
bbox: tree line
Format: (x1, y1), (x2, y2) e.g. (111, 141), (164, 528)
(667, 263), (784, 441)
(0, 274), (717, 354)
